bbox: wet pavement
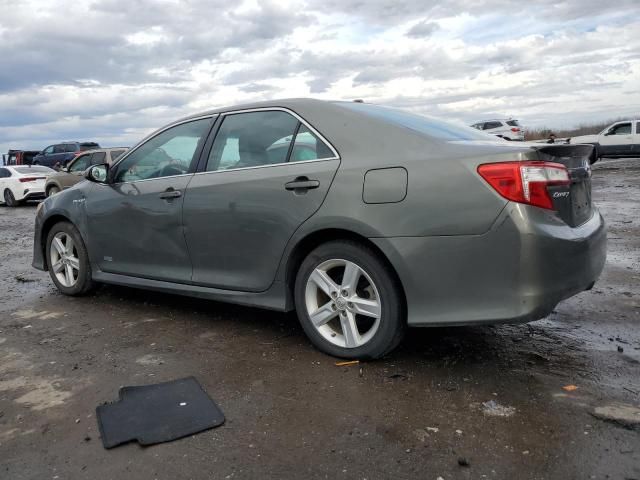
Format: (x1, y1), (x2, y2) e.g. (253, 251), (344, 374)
(1, 158), (639, 480)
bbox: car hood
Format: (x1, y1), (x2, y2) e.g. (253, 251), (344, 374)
(569, 134), (599, 144)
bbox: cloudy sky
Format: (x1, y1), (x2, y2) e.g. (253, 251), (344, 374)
(1, 0), (639, 152)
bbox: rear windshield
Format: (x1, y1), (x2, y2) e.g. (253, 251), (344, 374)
(506, 120), (520, 127)
(14, 166), (52, 174)
(337, 102), (491, 141)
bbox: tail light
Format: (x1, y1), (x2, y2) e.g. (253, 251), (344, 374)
(511, 127), (520, 132)
(19, 177), (45, 183)
(478, 161), (570, 210)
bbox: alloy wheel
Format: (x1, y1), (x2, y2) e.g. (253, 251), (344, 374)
(304, 259), (382, 348)
(49, 232), (80, 287)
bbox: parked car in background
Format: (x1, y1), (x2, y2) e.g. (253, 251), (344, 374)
(33, 99), (605, 360)
(470, 119), (524, 141)
(568, 120), (640, 163)
(32, 142), (100, 168)
(0, 165), (54, 206)
(45, 147), (128, 197)
(2, 149), (40, 166)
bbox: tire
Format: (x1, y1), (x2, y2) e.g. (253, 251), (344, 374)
(4, 189), (18, 207)
(294, 240), (405, 359)
(45, 222), (94, 296)
(47, 185), (60, 197)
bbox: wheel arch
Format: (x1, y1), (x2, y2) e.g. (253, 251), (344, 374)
(284, 228), (407, 313)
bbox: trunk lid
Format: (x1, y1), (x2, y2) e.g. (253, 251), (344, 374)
(527, 144), (593, 227)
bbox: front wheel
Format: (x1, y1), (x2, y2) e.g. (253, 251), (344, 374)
(46, 222), (94, 295)
(47, 185), (60, 197)
(294, 240), (405, 359)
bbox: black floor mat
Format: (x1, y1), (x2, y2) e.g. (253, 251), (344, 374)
(96, 376), (224, 449)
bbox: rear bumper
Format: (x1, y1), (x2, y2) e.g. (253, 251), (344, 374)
(372, 203), (607, 326)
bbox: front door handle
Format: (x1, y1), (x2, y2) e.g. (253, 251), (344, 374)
(285, 177), (320, 191)
(159, 188), (182, 199)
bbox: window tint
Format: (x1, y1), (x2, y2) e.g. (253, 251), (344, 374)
(64, 144), (78, 152)
(90, 151), (107, 165)
(483, 121), (503, 130)
(53, 145), (66, 154)
(506, 120), (520, 127)
(115, 118), (210, 182)
(43, 146), (54, 154)
(68, 154), (92, 173)
(109, 149), (126, 162)
(610, 123), (631, 135)
(637, 122), (640, 134)
(207, 111), (298, 171)
(0, 168), (9, 178)
(79, 142), (99, 151)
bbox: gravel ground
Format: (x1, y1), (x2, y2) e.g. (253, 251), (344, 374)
(1, 158), (639, 480)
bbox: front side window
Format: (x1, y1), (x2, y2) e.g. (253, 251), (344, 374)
(610, 123), (631, 135)
(43, 146), (54, 155)
(114, 118), (211, 183)
(68, 154), (92, 173)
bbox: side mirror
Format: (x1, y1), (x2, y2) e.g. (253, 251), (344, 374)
(85, 164), (109, 184)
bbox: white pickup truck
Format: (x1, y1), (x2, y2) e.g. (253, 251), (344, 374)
(569, 120), (640, 162)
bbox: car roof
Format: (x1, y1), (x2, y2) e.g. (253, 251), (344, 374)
(75, 147), (129, 155)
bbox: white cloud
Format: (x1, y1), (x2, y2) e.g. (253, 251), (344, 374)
(1, 0), (639, 152)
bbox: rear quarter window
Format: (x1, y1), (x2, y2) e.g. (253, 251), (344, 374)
(338, 103), (490, 141)
(506, 120), (520, 127)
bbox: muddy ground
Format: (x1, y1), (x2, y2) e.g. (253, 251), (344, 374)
(1, 158), (638, 480)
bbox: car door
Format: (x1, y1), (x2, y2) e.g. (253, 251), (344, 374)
(599, 122), (633, 155)
(183, 109), (340, 292)
(85, 117), (213, 283)
(36, 145), (54, 166)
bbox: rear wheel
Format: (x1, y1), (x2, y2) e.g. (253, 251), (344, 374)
(294, 240), (405, 359)
(47, 185), (60, 197)
(46, 222), (94, 295)
(4, 189), (18, 207)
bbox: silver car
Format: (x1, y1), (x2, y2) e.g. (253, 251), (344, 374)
(32, 99), (606, 359)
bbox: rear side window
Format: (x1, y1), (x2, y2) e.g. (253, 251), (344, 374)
(290, 125), (334, 161)
(64, 144), (78, 152)
(0, 168), (10, 178)
(483, 121), (503, 130)
(637, 122), (640, 134)
(53, 145), (66, 154)
(506, 120), (520, 127)
(339, 103), (490, 141)
(207, 111), (299, 171)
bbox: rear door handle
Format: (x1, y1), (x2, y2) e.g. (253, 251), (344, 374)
(285, 177), (320, 191)
(159, 189), (182, 199)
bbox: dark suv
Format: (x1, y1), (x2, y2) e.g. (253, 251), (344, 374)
(32, 142), (100, 168)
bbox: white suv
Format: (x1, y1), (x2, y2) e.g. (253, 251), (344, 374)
(470, 119), (524, 141)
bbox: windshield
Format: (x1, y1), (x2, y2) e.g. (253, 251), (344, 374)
(336, 102), (493, 141)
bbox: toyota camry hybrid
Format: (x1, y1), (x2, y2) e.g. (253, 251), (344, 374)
(32, 99), (606, 359)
